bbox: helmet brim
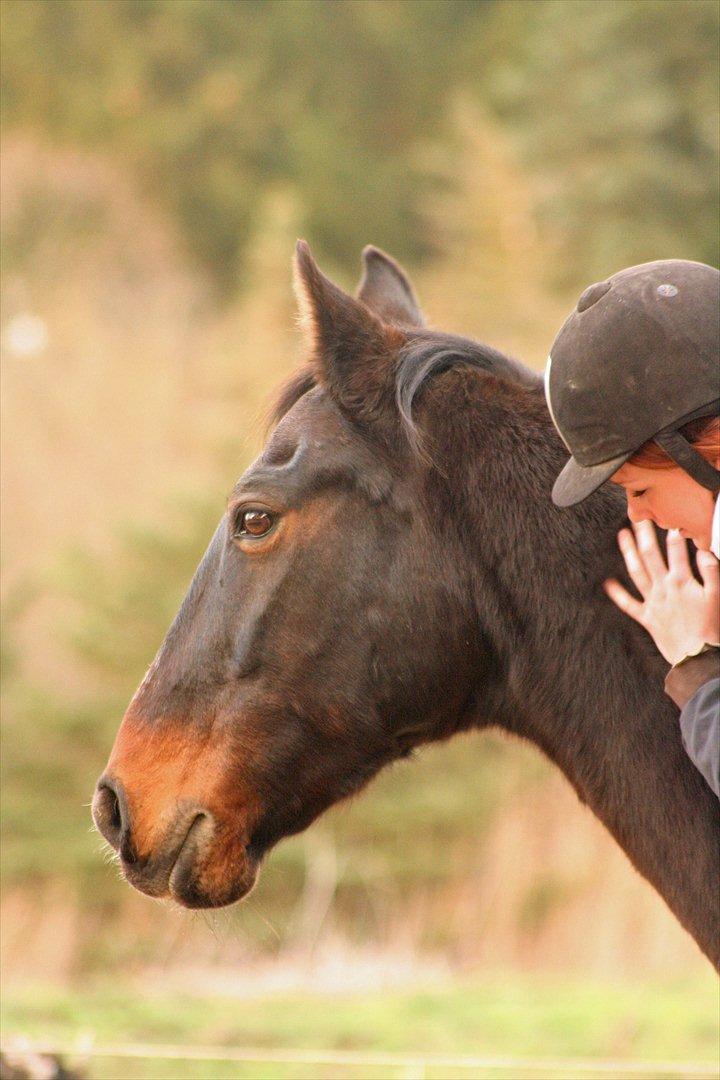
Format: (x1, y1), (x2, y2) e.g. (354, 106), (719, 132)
(551, 451), (632, 507)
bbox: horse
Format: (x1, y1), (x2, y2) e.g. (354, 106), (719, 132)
(92, 242), (719, 968)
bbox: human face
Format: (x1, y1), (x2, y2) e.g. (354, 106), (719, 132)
(611, 461), (716, 551)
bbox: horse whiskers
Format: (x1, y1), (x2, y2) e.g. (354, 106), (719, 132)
(244, 895), (282, 944)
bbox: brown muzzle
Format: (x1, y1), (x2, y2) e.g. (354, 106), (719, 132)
(91, 711), (259, 908)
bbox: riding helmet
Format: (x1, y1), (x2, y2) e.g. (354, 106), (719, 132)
(545, 259), (720, 507)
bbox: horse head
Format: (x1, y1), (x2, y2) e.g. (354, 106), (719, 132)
(92, 243), (523, 908)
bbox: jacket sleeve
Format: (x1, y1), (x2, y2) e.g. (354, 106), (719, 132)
(665, 650), (720, 798)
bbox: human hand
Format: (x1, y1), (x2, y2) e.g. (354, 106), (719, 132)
(603, 519), (720, 666)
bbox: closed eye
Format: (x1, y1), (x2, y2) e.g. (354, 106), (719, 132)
(631, 489), (647, 498)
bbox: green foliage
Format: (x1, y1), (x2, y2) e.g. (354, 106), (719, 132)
(2, 0), (716, 295)
(476, 0), (720, 283)
(0, 0), (477, 293)
(4, 974), (718, 1065)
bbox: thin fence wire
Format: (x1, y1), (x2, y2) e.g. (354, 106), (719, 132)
(2, 1040), (718, 1079)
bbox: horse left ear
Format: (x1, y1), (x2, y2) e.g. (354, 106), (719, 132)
(293, 240), (404, 422)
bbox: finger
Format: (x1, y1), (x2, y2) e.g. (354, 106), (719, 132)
(633, 519), (668, 582)
(665, 528), (692, 579)
(696, 549), (720, 598)
(617, 528), (652, 597)
(604, 578), (645, 623)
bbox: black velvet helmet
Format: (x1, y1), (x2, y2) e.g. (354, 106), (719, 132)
(545, 259), (720, 507)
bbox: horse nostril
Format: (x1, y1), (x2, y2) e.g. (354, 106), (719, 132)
(108, 789), (121, 832)
(92, 776), (130, 852)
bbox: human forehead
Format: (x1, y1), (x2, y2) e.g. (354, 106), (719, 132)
(611, 461), (682, 486)
(611, 462), (652, 485)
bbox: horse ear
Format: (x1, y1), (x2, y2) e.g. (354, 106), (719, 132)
(293, 240), (404, 421)
(356, 246), (425, 328)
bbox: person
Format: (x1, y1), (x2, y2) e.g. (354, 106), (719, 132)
(544, 259), (720, 797)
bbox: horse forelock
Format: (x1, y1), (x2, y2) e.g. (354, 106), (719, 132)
(267, 364), (317, 431)
(394, 335), (500, 456)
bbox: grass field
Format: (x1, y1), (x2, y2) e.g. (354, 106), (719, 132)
(3, 972), (718, 1079)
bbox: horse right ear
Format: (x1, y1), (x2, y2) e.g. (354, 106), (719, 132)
(293, 240), (404, 424)
(356, 246), (425, 328)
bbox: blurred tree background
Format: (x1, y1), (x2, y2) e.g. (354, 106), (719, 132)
(3, 0), (717, 292)
(1, 0), (718, 1006)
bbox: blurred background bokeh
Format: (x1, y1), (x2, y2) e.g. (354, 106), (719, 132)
(1, 1), (718, 1076)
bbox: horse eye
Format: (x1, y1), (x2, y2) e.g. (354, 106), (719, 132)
(235, 509), (275, 538)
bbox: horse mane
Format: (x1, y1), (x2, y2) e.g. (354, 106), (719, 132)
(268, 331), (541, 450)
(394, 333), (539, 454)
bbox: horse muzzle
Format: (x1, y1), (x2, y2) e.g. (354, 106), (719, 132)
(91, 775), (258, 908)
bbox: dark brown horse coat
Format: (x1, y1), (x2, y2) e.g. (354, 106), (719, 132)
(93, 244), (719, 968)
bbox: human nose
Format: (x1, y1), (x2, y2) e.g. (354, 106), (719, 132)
(626, 497), (648, 525)
(627, 500), (642, 523)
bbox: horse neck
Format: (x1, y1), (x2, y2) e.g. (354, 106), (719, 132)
(440, 377), (719, 966)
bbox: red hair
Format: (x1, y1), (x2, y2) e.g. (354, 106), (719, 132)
(630, 416), (720, 470)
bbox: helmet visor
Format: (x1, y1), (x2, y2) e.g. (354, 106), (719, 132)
(551, 450), (632, 507)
